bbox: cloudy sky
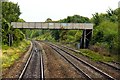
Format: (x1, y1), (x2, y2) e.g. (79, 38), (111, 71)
(9, 0), (119, 22)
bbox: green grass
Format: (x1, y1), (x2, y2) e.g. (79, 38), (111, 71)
(2, 39), (30, 69)
(79, 49), (118, 62)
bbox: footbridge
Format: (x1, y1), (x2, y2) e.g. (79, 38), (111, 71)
(11, 22), (93, 48)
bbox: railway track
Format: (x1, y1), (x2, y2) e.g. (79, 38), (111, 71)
(50, 45), (92, 80)
(63, 45), (120, 69)
(60, 45), (120, 70)
(56, 44), (120, 78)
(49, 43), (115, 80)
(111, 61), (120, 68)
(112, 61), (120, 65)
(99, 61), (120, 71)
(18, 41), (44, 80)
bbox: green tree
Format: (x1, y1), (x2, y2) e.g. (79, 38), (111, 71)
(91, 20), (118, 54)
(51, 30), (60, 41)
(91, 13), (100, 26)
(45, 18), (52, 22)
(58, 15), (89, 42)
(2, 1), (24, 45)
(59, 15), (90, 23)
(2, 2), (21, 22)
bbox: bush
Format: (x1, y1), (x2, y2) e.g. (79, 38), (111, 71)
(91, 20), (118, 54)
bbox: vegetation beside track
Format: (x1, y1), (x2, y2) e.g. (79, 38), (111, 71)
(79, 49), (119, 62)
(53, 42), (119, 62)
(2, 40), (30, 69)
(1, 1), (32, 74)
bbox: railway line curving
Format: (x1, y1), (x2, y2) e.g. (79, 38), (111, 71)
(18, 41), (44, 80)
(48, 43), (116, 80)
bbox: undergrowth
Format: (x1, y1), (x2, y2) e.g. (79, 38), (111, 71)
(79, 49), (118, 62)
(2, 39), (30, 69)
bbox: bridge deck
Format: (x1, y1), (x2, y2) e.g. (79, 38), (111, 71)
(11, 22), (93, 30)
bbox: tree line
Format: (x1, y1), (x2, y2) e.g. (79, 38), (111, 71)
(35, 9), (119, 54)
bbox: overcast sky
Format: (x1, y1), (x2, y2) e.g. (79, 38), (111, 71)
(9, 0), (119, 22)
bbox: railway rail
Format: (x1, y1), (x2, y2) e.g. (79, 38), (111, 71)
(18, 41), (44, 80)
(111, 61), (120, 68)
(99, 61), (120, 71)
(61, 45), (120, 71)
(48, 43), (115, 80)
(17, 41), (119, 79)
(57, 45), (120, 72)
(50, 45), (92, 80)
(113, 62), (120, 65)
(60, 45), (120, 69)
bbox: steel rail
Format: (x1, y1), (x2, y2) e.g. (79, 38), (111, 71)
(99, 61), (120, 71)
(36, 41), (45, 80)
(60, 44), (120, 71)
(49, 43), (115, 80)
(40, 50), (44, 80)
(50, 45), (92, 80)
(18, 41), (44, 80)
(18, 42), (34, 80)
(112, 61), (120, 65)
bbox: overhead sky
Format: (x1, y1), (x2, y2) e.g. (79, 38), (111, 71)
(9, 0), (119, 22)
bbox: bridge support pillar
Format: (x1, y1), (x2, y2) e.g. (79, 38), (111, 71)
(80, 29), (92, 49)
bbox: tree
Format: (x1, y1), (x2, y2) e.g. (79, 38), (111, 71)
(51, 30), (60, 41)
(59, 15), (90, 23)
(58, 15), (90, 42)
(2, 2), (21, 22)
(45, 18), (52, 22)
(92, 13), (100, 26)
(2, 1), (24, 45)
(2, 18), (11, 44)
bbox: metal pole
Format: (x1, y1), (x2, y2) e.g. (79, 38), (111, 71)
(84, 29), (86, 48)
(11, 34), (13, 45)
(9, 34), (10, 46)
(26, 30), (27, 40)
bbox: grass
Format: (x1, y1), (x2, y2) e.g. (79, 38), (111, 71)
(2, 39), (30, 69)
(57, 41), (119, 62)
(79, 49), (119, 62)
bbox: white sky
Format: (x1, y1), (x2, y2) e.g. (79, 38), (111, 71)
(9, 0), (119, 22)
